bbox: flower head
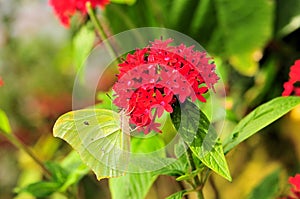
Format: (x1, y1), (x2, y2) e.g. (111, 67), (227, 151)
(282, 60), (300, 96)
(49, 0), (109, 27)
(113, 38), (219, 134)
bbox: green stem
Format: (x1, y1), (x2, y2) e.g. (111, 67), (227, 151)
(197, 189), (204, 199)
(86, 2), (121, 63)
(186, 147), (200, 187)
(202, 168), (211, 184)
(3, 133), (51, 178)
(185, 146), (204, 198)
(86, 2), (106, 39)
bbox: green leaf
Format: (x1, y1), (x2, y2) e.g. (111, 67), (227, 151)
(169, 0), (200, 32)
(45, 162), (68, 184)
(247, 169), (280, 199)
(109, 173), (156, 199)
(104, 4), (137, 34)
(109, 135), (164, 199)
(214, 0), (274, 54)
(193, 140), (231, 181)
(17, 181), (61, 198)
(0, 109), (11, 134)
(211, 0), (274, 76)
(224, 97), (300, 153)
(153, 144), (188, 176)
(59, 151), (90, 192)
(73, 24), (95, 72)
(170, 100), (210, 143)
(17, 153), (89, 197)
(275, 0), (300, 37)
(176, 168), (201, 181)
(153, 158), (187, 177)
(189, 0), (217, 46)
(176, 174), (191, 181)
(153, 143), (191, 177)
(110, 0), (136, 5)
(105, 1), (166, 34)
(171, 101), (231, 181)
(166, 190), (187, 199)
(53, 109), (128, 180)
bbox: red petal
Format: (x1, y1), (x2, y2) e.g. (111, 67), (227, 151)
(282, 82), (294, 96)
(289, 174), (300, 190)
(164, 104), (173, 113)
(155, 89), (163, 101)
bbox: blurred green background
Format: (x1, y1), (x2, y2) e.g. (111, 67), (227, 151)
(0, 0), (300, 198)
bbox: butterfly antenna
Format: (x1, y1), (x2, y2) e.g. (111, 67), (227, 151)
(130, 126), (138, 132)
(126, 106), (135, 115)
(105, 93), (113, 101)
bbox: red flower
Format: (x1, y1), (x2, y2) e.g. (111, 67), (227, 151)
(113, 38), (219, 134)
(0, 77), (3, 87)
(153, 89), (174, 117)
(49, 0), (109, 27)
(282, 60), (300, 96)
(281, 174), (300, 199)
(289, 174), (300, 197)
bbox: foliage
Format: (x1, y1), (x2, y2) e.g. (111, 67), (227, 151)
(247, 169), (281, 199)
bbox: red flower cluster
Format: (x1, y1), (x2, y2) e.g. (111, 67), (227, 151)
(281, 174), (300, 199)
(282, 60), (300, 96)
(113, 38), (219, 134)
(49, 0), (109, 27)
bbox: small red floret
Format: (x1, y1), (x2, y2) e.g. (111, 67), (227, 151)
(282, 60), (300, 96)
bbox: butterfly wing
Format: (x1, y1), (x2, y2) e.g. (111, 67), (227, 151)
(53, 109), (129, 180)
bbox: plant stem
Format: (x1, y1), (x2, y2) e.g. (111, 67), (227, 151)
(186, 147), (200, 187)
(86, 2), (121, 63)
(185, 146), (204, 198)
(3, 133), (51, 178)
(197, 189), (204, 199)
